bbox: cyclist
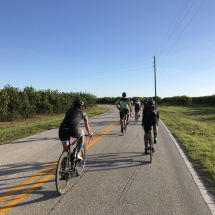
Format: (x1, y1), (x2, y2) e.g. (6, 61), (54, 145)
(58, 99), (93, 160)
(144, 98), (148, 108)
(135, 99), (141, 120)
(130, 100), (133, 117)
(130, 100), (133, 106)
(142, 98), (159, 153)
(115, 92), (132, 132)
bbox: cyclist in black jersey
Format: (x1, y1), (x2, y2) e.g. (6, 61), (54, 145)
(142, 99), (159, 152)
(144, 98), (148, 108)
(59, 99), (93, 159)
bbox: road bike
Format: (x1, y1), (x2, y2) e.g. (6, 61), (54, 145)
(122, 111), (128, 135)
(55, 134), (92, 195)
(142, 125), (154, 163)
(135, 110), (141, 122)
(147, 126), (154, 163)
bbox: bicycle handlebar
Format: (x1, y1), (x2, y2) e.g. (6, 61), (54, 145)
(85, 134), (93, 144)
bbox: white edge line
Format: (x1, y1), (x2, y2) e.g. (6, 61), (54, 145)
(160, 119), (215, 215)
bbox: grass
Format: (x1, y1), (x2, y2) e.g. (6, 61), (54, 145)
(158, 105), (215, 195)
(0, 107), (108, 145)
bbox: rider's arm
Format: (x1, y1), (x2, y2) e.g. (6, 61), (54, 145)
(84, 120), (93, 137)
(83, 112), (93, 137)
(115, 100), (120, 109)
(128, 102), (132, 111)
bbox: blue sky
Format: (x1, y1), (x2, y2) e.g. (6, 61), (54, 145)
(0, 0), (214, 98)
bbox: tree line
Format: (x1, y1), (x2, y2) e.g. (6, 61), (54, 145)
(97, 95), (215, 106)
(0, 85), (97, 120)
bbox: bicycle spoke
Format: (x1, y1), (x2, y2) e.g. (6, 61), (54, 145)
(76, 144), (86, 176)
(55, 151), (71, 195)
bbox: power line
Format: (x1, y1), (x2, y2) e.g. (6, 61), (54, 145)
(158, 63), (186, 95)
(154, 0), (189, 56)
(157, 0), (196, 58)
(160, 0), (206, 64)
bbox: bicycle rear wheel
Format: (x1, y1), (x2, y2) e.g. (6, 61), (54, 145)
(55, 151), (71, 195)
(75, 143), (86, 176)
(149, 133), (153, 163)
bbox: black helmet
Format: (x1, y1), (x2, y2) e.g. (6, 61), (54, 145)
(73, 99), (84, 106)
(122, 92), (127, 97)
(147, 99), (154, 105)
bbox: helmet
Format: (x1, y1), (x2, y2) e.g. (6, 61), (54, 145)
(73, 99), (84, 106)
(147, 99), (154, 105)
(122, 92), (127, 97)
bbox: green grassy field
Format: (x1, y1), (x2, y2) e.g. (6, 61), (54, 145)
(0, 107), (108, 145)
(159, 105), (215, 194)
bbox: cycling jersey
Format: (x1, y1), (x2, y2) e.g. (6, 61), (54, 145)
(59, 109), (88, 141)
(142, 106), (159, 125)
(135, 102), (141, 107)
(60, 109), (88, 127)
(119, 98), (129, 110)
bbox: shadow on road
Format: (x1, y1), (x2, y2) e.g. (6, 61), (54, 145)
(85, 151), (149, 173)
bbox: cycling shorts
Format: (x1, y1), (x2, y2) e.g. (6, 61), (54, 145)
(59, 126), (83, 144)
(120, 109), (129, 119)
(143, 119), (159, 132)
(135, 106), (140, 112)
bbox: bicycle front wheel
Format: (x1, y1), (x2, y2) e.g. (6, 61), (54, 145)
(76, 143), (86, 176)
(55, 151), (71, 195)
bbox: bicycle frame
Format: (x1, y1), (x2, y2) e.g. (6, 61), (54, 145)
(68, 135), (92, 168)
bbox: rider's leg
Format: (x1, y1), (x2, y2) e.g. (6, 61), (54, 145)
(153, 125), (158, 143)
(76, 129), (84, 159)
(127, 112), (130, 121)
(144, 131), (149, 153)
(62, 143), (69, 151)
(120, 112), (123, 132)
(120, 119), (123, 126)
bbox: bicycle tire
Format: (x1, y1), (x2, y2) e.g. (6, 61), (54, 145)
(122, 117), (125, 135)
(55, 151), (71, 195)
(75, 143), (86, 176)
(149, 133), (153, 163)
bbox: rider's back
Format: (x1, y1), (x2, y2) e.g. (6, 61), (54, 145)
(60, 109), (87, 127)
(142, 106), (159, 124)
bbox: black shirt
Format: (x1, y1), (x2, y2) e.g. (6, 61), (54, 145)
(142, 106), (159, 124)
(60, 109), (88, 128)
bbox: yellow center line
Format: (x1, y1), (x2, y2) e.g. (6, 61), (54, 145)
(0, 119), (119, 205)
(0, 119), (120, 214)
(0, 169), (56, 215)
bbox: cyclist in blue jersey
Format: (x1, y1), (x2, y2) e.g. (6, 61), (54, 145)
(135, 99), (141, 120)
(58, 99), (93, 160)
(115, 92), (132, 132)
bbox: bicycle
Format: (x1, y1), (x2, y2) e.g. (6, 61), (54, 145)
(122, 111), (128, 135)
(142, 125), (154, 163)
(135, 110), (140, 122)
(55, 134), (92, 195)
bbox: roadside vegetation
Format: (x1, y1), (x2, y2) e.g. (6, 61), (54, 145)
(0, 107), (108, 145)
(159, 105), (215, 195)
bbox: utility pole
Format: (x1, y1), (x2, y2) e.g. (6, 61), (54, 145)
(153, 56), (157, 107)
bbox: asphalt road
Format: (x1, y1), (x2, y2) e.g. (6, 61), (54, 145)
(0, 105), (214, 215)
